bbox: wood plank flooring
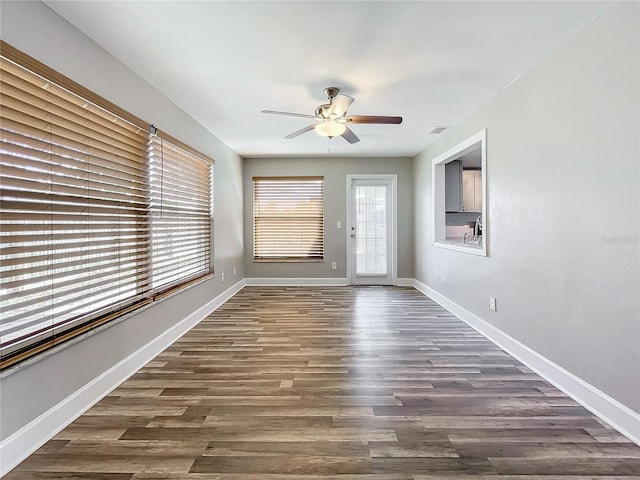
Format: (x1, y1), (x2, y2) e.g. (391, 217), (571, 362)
(7, 286), (640, 479)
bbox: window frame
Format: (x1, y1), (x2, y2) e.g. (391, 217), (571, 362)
(431, 129), (488, 256)
(252, 176), (325, 262)
(147, 135), (214, 291)
(0, 41), (215, 370)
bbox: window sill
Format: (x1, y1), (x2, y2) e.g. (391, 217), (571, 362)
(253, 258), (324, 263)
(433, 240), (487, 256)
(0, 273), (214, 377)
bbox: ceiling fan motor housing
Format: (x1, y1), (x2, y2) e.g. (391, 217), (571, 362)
(323, 87), (340, 100)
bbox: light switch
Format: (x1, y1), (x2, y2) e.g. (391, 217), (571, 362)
(336, 221), (342, 229)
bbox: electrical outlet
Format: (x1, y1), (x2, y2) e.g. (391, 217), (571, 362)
(331, 262), (337, 270)
(490, 297), (497, 312)
(233, 267), (237, 276)
(221, 272), (225, 283)
(336, 221), (342, 229)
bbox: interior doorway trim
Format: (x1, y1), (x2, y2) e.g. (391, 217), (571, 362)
(346, 174), (398, 286)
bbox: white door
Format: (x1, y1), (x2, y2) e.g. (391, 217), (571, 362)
(347, 175), (397, 285)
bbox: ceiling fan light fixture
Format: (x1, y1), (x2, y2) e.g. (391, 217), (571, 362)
(315, 120), (346, 138)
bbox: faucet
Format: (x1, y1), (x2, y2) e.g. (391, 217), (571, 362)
(474, 215), (482, 240)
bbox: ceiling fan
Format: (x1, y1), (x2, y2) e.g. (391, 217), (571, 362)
(261, 87), (402, 144)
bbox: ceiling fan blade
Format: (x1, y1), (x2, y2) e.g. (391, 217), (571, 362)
(284, 124), (316, 139)
(262, 109), (316, 119)
(347, 115), (403, 124)
(327, 94), (354, 118)
(341, 126), (360, 144)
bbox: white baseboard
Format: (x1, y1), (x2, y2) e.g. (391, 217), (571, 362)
(0, 279), (245, 477)
(245, 278), (415, 287)
(245, 277), (348, 286)
(412, 279), (640, 447)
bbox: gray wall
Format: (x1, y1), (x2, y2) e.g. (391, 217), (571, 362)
(244, 157), (414, 279)
(414, 2), (639, 412)
(0, 1), (244, 439)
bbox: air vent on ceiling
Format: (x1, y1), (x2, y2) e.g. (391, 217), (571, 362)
(428, 126), (450, 135)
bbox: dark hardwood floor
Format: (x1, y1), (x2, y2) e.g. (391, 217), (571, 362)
(7, 286), (640, 479)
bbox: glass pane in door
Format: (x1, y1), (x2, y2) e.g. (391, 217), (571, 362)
(355, 185), (387, 275)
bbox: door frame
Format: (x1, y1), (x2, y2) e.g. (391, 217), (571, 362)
(346, 174), (398, 285)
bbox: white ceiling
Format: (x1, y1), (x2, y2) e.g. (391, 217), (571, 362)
(45, 1), (613, 159)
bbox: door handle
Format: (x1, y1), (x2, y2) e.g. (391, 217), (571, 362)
(350, 234), (356, 238)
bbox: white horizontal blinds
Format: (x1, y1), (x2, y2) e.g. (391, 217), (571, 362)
(253, 177), (324, 260)
(0, 56), (150, 358)
(148, 136), (212, 290)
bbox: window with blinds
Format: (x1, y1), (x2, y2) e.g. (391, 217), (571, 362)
(253, 177), (324, 261)
(0, 49), (213, 368)
(148, 137), (213, 290)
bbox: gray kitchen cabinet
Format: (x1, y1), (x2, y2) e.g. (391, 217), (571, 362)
(445, 160), (462, 212)
(463, 169), (482, 212)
